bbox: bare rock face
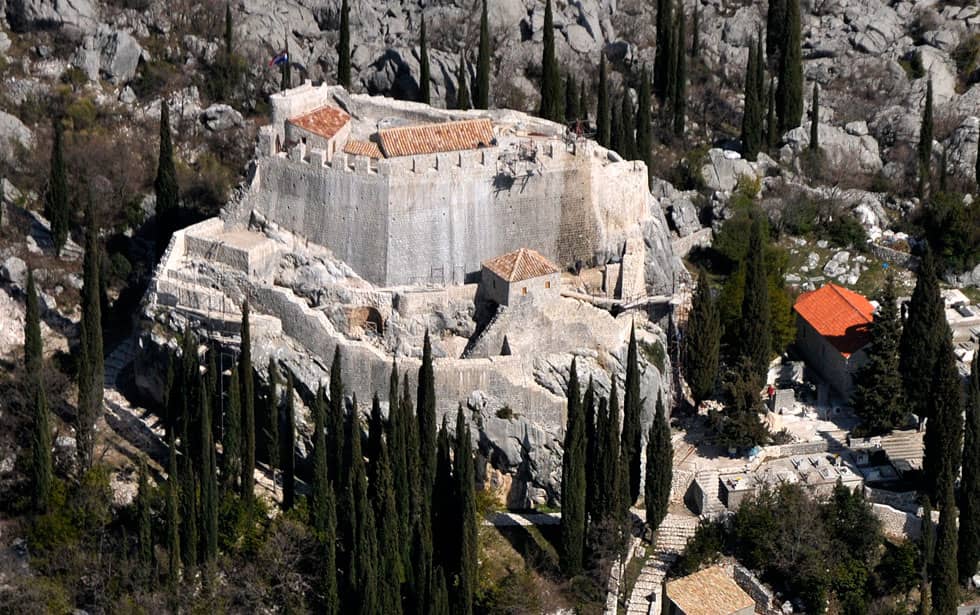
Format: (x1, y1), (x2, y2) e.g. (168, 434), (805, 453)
(71, 25), (144, 83)
(781, 123), (883, 174)
(0, 111), (34, 163)
(6, 0), (99, 33)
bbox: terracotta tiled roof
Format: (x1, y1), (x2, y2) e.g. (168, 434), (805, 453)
(343, 139), (383, 159)
(793, 283), (874, 357)
(665, 566), (755, 615)
(378, 118), (494, 157)
(288, 106), (350, 140)
(482, 248), (559, 282)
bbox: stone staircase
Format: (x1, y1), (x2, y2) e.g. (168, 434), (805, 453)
(623, 513), (699, 615)
(696, 469), (725, 518)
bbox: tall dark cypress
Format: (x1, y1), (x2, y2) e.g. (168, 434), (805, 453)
(645, 393), (672, 530)
(900, 248), (944, 422)
(386, 367), (412, 576)
(685, 268), (721, 405)
(371, 433), (404, 615)
(610, 101), (623, 156)
(136, 456), (153, 585)
(918, 79), (934, 195)
(475, 0), (490, 109)
(622, 325), (643, 505)
(280, 39), (291, 91)
(597, 384), (623, 526)
(456, 52), (471, 111)
(579, 81), (589, 126)
(809, 82), (820, 151)
(26, 270), (52, 513)
(959, 355), (980, 584)
(766, 77), (777, 147)
(239, 300), (256, 500)
(353, 412), (380, 615)
(265, 358), (280, 488)
(77, 199), (103, 473)
(654, 0), (674, 102)
(738, 216), (771, 382)
(924, 330), (963, 509)
(418, 330), (437, 494)
(776, 0), (803, 133)
(453, 406), (477, 615)
(45, 120), (69, 256)
(539, 0), (561, 122)
(321, 476), (339, 615)
(337, 0), (351, 88)
(560, 359), (587, 576)
(432, 419), (455, 574)
(166, 435), (181, 589)
(199, 375), (218, 563)
(154, 102), (179, 250)
(597, 54), (611, 147)
(932, 482), (960, 615)
(367, 393), (384, 482)
(620, 93), (636, 160)
(975, 139), (979, 191)
(419, 14), (431, 105)
(565, 73), (578, 124)
(691, 0), (700, 57)
(637, 66), (653, 185)
(766, 0), (787, 68)
(671, 5), (687, 137)
(741, 40), (762, 161)
(282, 373), (296, 511)
(583, 378), (599, 519)
(222, 364), (241, 493)
(328, 348), (345, 486)
(179, 438), (198, 569)
(310, 385), (330, 534)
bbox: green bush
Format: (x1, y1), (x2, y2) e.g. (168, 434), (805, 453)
(641, 340), (666, 373)
(65, 97), (98, 131)
(953, 34), (980, 86)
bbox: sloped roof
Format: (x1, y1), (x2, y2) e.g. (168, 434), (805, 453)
(482, 248), (559, 283)
(378, 118), (494, 157)
(344, 139), (383, 159)
(288, 106), (350, 140)
(665, 566), (755, 615)
(793, 283), (874, 357)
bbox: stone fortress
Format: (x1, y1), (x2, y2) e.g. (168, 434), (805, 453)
(141, 81), (684, 507)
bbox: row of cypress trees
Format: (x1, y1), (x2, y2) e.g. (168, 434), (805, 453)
(415, 0), (492, 110)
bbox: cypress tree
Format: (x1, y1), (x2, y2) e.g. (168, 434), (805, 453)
(610, 383), (630, 550)
(691, 0), (700, 57)
(402, 377), (422, 538)
(337, 0), (351, 88)
(320, 476), (339, 615)
(453, 406), (477, 615)
(565, 73), (577, 124)
(579, 81), (589, 126)
(741, 40), (762, 160)
(939, 145), (949, 194)
(610, 98), (622, 156)
(26, 270), (52, 513)
(310, 385), (330, 534)
(199, 374), (218, 563)
(239, 300), (255, 500)
(222, 364), (241, 493)
(475, 0), (490, 109)
(598, 384), (623, 526)
(371, 433), (404, 614)
(224, 3), (233, 56)
(560, 359), (587, 576)
(924, 330), (963, 509)
(179, 441), (198, 568)
(932, 483), (960, 615)
(766, 0), (787, 68)
(923, 498), (936, 584)
(433, 418), (455, 574)
(738, 216), (771, 382)
(597, 54), (611, 147)
(282, 373), (296, 511)
(338, 400), (361, 609)
(539, 0), (561, 122)
(919, 80), (934, 196)
(386, 367), (412, 576)
(456, 52), (471, 111)
(351, 415), (379, 615)
(975, 139), (979, 191)
(136, 456), (153, 584)
(900, 247), (944, 422)
(637, 66), (653, 184)
(809, 82), (820, 151)
(645, 393), (672, 530)
(766, 77), (777, 147)
(419, 15), (431, 105)
(671, 5), (687, 137)
(622, 325), (643, 505)
(776, 0), (803, 133)
(431, 566), (450, 615)
(280, 38), (291, 91)
(685, 268), (721, 405)
(621, 93), (636, 160)
(418, 330), (437, 493)
(959, 355), (980, 584)
(851, 271), (907, 435)
(755, 36), (765, 121)
(265, 358), (280, 489)
(77, 198), (103, 473)
(367, 393), (384, 482)
(654, 0), (674, 102)
(45, 120), (69, 256)
(166, 434), (181, 589)
(328, 348), (345, 486)
(154, 101), (179, 251)
(584, 378), (599, 519)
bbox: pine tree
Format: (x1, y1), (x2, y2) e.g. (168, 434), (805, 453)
(959, 355), (980, 584)
(418, 330), (437, 493)
(539, 0), (561, 122)
(26, 270), (52, 513)
(560, 359), (587, 576)
(199, 374), (218, 563)
(456, 52), (471, 110)
(900, 247), (945, 422)
(419, 14), (431, 105)
(924, 330), (963, 509)
(852, 272), (907, 435)
(637, 66), (653, 185)
(328, 348), (345, 486)
(741, 39), (762, 160)
(280, 39), (291, 91)
(932, 483), (960, 615)
(622, 325), (643, 505)
(371, 431), (403, 614)
(453, 406), (477, 615)
(310, 385), (331, 534)
(776, 0), (803, 133)
(598, 54), (611, 147)
(222, 364), (241, 493)
(475, 0), (490, 109)
(166, 435), (181, 589)
(239, 300), (256, 500)
(136, 456), (153, 585)
(282, 373), (296, 511)
(766, 0), (787, 68)
(919, 80), (934, 196)
(645, 393), (672, 530)
(337, 0), (351, 88)
(766, 77), (777, 147)
(685, 269), (721, 404)
(671, 5), (687, 137)
(654, 0), (674, 102)
(154, 101), (179, 252)
(45, 120), (69, 256)
(265, 358), (280, 490)
(738, 216), (771, 382)
(809, 82), (820, 151)
(76, 199), (103, 473)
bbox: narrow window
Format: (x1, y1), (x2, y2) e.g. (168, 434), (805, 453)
(545, 281), (551, 289)
(522, 287), (527, 296)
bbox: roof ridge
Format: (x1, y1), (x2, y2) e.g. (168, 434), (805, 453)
(829, 283), (873, 324)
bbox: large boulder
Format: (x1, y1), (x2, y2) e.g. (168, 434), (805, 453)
(945, 116), (979, 180)
(781, 123), (883, 174)
(200, 104), (244, 132)
(72, 26), (144, 84)
(701, 148), (759, 193)
(6, 0), (98, 33)
(0, 111), (34, 162)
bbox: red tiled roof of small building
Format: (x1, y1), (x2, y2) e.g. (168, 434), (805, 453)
(378, 118), (494, 158)
(664, 566), (755, 615)
(343, 139), (383, 159)
(793, 283), (875, 357)
(288, 106), (350, 140)
(482, 248), (559, 283)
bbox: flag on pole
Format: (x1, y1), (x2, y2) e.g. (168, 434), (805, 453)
(269, 51), (289, 67)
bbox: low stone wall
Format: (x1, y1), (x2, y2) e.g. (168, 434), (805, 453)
(671, 468), (695, 503)
(671, 227), (712, 258)
(869, 243), (918, 269)
(732, 563), (782, 615)
(873, 503), (923, 540)
(865, 487), (919, 513)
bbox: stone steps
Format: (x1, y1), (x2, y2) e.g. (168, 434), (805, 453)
(623, 514), (699, 615)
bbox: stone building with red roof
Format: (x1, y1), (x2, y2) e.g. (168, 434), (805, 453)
(793, 283), (875, 396)
(480, 248), (560, 306)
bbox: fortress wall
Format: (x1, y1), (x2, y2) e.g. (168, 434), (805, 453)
(255, 157), (390, 284)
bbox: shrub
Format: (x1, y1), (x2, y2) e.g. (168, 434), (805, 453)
(641, 340), (666, 373)
(495, 406), (514, 420)
(65, 97), (98, 131)
(953, 34), (980, 87)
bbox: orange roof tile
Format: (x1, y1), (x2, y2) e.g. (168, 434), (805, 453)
(482, 248), (559, 282)
(665, 566), (756, 615)
(288, 106), (350, 140)
(793, 283), (874, 357)
(378, 118), (494, 157)
(344, 139), (383, 159)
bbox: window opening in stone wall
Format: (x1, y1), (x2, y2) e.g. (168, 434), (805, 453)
(545, 281), (551, 289)
(522, 287), (527, 295)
